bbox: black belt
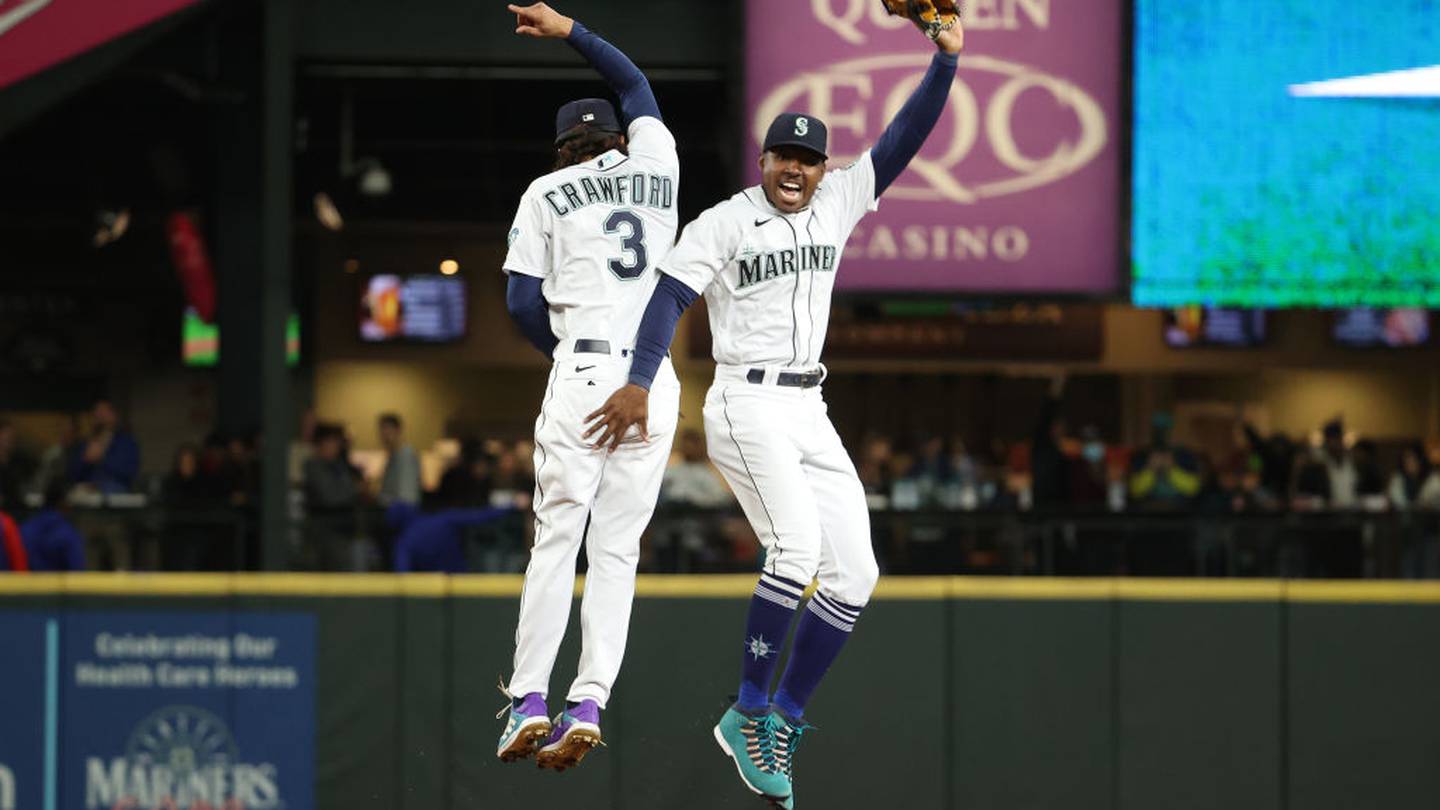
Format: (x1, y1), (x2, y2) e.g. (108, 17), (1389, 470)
(573, 339), (667, 358)
(747, 368), (823, 388)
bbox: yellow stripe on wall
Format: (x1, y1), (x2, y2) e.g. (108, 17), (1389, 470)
(0, 573), (1439, 605)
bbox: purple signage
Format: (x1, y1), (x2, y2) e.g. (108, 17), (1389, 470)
(745, 0), (1122, 293)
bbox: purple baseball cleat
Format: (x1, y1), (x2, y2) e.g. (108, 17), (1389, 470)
(496, 691), (552, 763)
(535, 698), (603, 772)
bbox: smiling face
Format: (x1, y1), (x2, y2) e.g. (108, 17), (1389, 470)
(760, 145), (826, 213)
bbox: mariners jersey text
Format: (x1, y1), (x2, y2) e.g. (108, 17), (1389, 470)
(737, 244), (838, 290)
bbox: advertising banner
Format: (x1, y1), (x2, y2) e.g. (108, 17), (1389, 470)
(744, 0), (1122, 294)
(0, 610), (315, 810)
(0, 0), (199, 90)
(0, 614), (51, 810)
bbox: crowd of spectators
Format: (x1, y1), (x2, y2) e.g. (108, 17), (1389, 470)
(3, 388), (1440, 576)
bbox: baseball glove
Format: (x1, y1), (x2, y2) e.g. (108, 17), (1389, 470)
(879, 0), (961, 41)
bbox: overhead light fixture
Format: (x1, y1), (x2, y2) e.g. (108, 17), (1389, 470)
(439, 259), (459, 275)
(356, 158), (392, 198)
(93, 208), (131, 247)
(314, 192), (344, 231)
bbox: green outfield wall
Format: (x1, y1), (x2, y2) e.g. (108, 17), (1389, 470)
(1, 574), (1438, 810)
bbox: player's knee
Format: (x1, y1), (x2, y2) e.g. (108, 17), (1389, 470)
(841, 555), (880, 605)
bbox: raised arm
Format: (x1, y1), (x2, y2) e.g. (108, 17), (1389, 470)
(870, 25), (963, 196)
(509, 3), (661, 123)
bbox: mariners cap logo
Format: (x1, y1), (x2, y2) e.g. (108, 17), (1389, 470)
(794, 117), (809, 136)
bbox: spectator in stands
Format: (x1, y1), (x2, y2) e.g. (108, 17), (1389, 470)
(1128, 412), (1201, 508)
(856, 435), (894, 501)
(20, 481), (86, 571)
(0, 508), (27, 571)
(1069, 425), (1109, 508)
(303, 423), (360, 510)
(160, 442), (224, 570)
(224, 432), (260, 505)
(387, 501), (517, 573)
(1029, 382), (1070, 509)
(1388, 442), (1440, 510)
(436, 438), (493, 508)
(377, 413), (422, 506)
(66, 398), (140, 494)
(163, 443), (217, 504)
(1352, 439), (1387, 503)
(661, 430), (732, 508)
(289, 407), (318, 487)
(1294, 419), (1358, 509)
(0, 419), (36, 510)
(30, 415), (79, 498)
(1242, 421), (1297, 505)
(488, 443), (533, 506)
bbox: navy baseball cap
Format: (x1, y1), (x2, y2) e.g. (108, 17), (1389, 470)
(555, 98), (622, 145)
(762, 112), (828, 160)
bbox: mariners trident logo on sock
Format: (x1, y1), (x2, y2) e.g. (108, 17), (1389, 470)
(746, 635), (775, 660)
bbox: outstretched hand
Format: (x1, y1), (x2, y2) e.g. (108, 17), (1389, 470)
(583, 384), (650, 452)
(933, 22), (964, 54)
(508, 2), (574, 39)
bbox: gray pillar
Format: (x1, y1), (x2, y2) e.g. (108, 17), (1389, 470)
(213, 0), (293, 570)
(259, 0), (295, 570)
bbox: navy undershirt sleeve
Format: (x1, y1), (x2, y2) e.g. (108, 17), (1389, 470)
(505, 273), (559, 357)
(871, 50), (957, 197)
(627, 273), (698, 389)
(566, 21), (662, 124)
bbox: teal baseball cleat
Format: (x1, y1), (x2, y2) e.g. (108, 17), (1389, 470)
(713, 705), (800, 802)
(496, 691), (552, 763)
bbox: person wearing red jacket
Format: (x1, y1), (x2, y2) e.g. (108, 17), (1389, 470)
(0, 510), (29, 571)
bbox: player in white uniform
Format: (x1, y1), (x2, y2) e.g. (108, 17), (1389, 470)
(584, 20), (964, 808)
(495, 3), (681, 772)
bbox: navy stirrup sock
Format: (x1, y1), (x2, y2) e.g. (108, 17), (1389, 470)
(736, 572), (805, 713)
(773, 591), (863, 721)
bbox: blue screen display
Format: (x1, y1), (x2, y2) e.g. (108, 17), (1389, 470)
(1133, 1), (1440, 307)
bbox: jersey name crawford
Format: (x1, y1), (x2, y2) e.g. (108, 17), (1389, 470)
(736, 244), (838, 290)
(542, 172), (675, 217)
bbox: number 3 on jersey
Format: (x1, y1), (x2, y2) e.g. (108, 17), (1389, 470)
(604, 210), (648, 280)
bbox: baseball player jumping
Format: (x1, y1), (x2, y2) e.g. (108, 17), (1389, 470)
(584, 12), (965, 808)
(496, 2), (682, 771)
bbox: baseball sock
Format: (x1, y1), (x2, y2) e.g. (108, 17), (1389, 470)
(772, 591), (863, 721)
(736, 572), (806, 713)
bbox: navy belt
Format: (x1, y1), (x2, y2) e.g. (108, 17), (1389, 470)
(573, 339), (667, 358)
(574, 339), (611, 354)
(747, 368), (823, 388)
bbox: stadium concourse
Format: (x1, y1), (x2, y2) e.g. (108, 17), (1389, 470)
(0, 0), (1438, 809)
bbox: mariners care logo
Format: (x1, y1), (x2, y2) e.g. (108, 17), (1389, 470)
(86, 706), (282, 810)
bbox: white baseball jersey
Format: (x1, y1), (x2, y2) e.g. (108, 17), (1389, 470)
(503, 116), (680, 354)
(663, 151), (878, 368)
(503, 114), (683, 710)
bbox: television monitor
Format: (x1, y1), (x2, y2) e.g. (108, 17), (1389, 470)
(182, 308), (300, 367)
(1164, 307), (1267, 348)
(1132, 0), (1440, 307)
(359, 274), (466, 343)
(1332, 308), (1430, 348)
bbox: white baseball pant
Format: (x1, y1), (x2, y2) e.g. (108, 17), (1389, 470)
(702, 364), (880, 607)
(509, 353), (680, 708)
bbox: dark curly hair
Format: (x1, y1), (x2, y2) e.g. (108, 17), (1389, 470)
(554, 126), (628, 170)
